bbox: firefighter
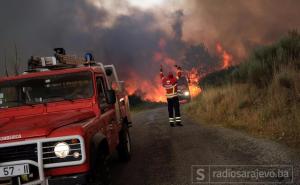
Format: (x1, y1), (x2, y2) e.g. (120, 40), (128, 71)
(160, 64), (183, 127)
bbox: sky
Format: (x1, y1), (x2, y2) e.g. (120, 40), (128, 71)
(0, 0), (299, 86)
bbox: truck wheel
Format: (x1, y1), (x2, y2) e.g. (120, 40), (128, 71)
(91, 146), (112, 185)
(118, 128), (131, 162)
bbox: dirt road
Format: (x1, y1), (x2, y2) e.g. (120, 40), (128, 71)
(110, 107), (299, 185)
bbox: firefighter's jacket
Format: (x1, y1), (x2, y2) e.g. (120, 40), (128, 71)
(160, 70), (182, 98)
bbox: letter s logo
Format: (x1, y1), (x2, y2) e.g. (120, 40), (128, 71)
(196, 168), (205, 181)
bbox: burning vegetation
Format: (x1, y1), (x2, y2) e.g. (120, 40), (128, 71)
(185, 31), (300, 147)
(124, 15), (235, 103)
(125, 38), (234, 102)
(2, 0), (297, 104)
(216, 42), (233, 69)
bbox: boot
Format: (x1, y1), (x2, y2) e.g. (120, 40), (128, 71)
(169, 117), (175, 127)
(176, 122), (183, 126)
(175, 116), (182, 126)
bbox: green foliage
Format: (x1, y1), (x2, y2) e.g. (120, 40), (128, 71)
(188, 30), (300, 148)
(201, 30), (300, 88)
(238, 30), (300, 87)
(200, 66), (237, 88)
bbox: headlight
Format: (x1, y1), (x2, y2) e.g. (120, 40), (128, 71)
(54, 142), (70, 158)
(184, 91), (190, 96)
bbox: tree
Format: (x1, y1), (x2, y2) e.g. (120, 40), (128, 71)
(182, 43), (218, 72)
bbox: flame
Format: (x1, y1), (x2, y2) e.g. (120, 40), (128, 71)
(187, 68), (200, 84)
(125, 69), (202, 102)
(125, 38), (176, 102)
(125, 71), (166, 102)
(125, 38), (203, 102)
(189, 84), (202, 97)
(216, 42), (233, 69)
(187, 67), (202, 97)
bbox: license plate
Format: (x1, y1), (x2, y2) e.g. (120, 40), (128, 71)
(0, 164), (29, 178)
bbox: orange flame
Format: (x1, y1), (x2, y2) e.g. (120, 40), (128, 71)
(125, 69), (202, 102)
(187, 68), (202, 97)
(187, 68), (200, 84)
(125, 72), (166, 102)
(125, 38), (176, 102)
(216, 42), (233, 69)
(189, 84), (202, 97)
(125, 38), (203, 102)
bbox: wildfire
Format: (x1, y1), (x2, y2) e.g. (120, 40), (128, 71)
(187, 68), (200, 84)
(125, 38), (203, 102)
(216, 42), (233, 69)
(125, 70), (202, 102)
(189, 84), (202, 97)
(186, 68), (202, 97)
(125, 72), (166, 102)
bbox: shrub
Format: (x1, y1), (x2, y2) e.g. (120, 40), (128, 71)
(189, 31), (300, 147)
(200, 30), (300, 88)
(199, 66), (237, 88)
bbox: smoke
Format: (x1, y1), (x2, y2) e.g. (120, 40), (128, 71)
(0, 0), (109, 74)
(183, 0), (300, 60)
(0, 0), (174, 82)
(172, 10), (184, 41)
(97, 10), (167, 80)
(0, 0), (299, 99)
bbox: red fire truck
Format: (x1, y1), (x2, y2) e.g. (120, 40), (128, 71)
(0, 49), (132, 185)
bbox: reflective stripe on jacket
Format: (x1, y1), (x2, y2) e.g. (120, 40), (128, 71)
(160, 70), (181, 98)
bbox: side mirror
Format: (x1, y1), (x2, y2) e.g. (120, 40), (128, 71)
(106, 90), (116, 104)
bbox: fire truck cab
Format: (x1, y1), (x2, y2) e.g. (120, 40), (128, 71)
(0, 49), (132, 185)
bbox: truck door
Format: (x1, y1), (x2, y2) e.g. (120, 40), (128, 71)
(96, 76), (119, 151)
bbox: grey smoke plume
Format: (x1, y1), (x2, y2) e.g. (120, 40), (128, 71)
(172, 10), (184, 41)
(0, 0), (167, 80)
(0, 0), (109, 75)
(0, 0), (299, 81)
(184, 0), (300, 59)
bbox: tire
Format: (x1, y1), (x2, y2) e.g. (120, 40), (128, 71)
(90, 145), (112, 185)
(118, 128), (131, 162)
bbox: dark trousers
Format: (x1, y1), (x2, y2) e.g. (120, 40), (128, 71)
(167, 96), (181, 123)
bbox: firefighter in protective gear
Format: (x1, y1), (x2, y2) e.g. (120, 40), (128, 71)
(160, 64), (183, 127)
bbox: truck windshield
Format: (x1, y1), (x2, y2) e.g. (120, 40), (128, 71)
(0, 71), (94, 109)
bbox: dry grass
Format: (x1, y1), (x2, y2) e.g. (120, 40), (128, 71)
(185, 65), (300, 147)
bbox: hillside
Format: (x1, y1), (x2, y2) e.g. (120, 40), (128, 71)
(185, 31), (300, 147)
